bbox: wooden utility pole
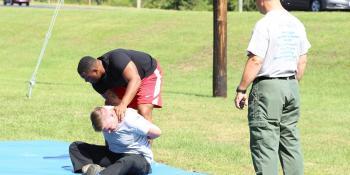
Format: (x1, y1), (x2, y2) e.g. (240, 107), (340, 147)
(213, 0), (227, 97)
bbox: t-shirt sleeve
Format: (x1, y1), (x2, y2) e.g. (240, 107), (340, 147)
(124, 109), (151, 136)
(299, 25), (311, 56)
(247, 22), (269, 59)
(109, 52), (132, 74)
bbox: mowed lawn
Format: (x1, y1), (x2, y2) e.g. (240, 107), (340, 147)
(0, 5), (349, 175)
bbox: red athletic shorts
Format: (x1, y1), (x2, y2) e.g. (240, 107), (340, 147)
(112, 64), (163, 109)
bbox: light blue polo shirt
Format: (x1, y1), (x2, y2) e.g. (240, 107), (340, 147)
(103, 108), (153, 164)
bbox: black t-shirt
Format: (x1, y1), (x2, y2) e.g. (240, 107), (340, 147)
(92, 49), (157, 94)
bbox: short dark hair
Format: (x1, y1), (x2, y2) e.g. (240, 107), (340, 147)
(77, 56), (96, 75)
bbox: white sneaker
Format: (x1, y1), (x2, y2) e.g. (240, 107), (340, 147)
(83, 164), (105, 175)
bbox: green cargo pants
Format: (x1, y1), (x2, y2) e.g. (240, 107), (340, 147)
(248, 79), (303, 175)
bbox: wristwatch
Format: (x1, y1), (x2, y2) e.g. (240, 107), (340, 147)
(236, 87), (246, 94)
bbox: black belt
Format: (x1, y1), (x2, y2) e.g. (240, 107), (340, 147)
(254, 75), (295, 83)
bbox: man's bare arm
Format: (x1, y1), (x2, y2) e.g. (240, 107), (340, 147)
(296, 54), (307, 81)
(234, 54), (263, 109)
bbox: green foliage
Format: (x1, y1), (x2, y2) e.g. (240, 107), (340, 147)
(242, 0), (257, 11)
(227, 0), (237, 11)
(143, 0), (212, 10)
(34, 0), (258, 11)
(227, 0), (257, 11)
(105, 0), (133, 6)
(142, 0), (257, 11)
(63, 0), (91, 5)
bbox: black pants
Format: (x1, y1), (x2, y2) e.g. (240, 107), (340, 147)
(69, 141), (151, 175)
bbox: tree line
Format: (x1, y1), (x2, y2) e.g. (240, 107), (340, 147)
(57, 0), (258, 11)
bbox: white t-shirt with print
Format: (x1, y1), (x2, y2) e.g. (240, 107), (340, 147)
(247, 9), (311, 77)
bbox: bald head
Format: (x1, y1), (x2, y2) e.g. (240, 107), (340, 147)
(256, 0), (284, 14)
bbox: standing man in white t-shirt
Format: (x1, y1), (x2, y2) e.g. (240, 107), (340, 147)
(234, 0), (311, 174)
(69, 107), (161, 175)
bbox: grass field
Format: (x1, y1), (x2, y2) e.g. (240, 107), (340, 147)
(0, 5), (349, 175)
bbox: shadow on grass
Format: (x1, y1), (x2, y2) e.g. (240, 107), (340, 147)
(33, 81), (82, 86)
(1, 78), (214, 98)
(164, 90), (212, 98)
(0, 78), (82, 86)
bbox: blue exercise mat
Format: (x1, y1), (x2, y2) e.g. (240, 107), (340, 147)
(0, 140), (205, 175)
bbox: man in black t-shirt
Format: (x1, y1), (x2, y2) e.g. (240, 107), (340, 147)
(77, 49), (163, 122)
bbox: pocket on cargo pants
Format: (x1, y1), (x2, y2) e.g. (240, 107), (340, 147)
(248, 83), (280, 175)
